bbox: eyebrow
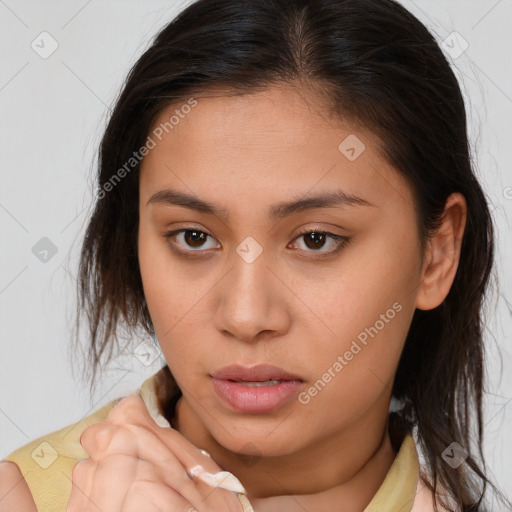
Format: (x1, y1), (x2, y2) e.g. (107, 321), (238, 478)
(146, 187), (376, 221)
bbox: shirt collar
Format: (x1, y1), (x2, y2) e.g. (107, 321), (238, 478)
(140, 371), (420, 512)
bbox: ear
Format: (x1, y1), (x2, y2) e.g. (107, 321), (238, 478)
(415, 192), (467, 311)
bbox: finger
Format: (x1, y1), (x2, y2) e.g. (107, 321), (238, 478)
(78, 411), (205, 507)
(66, 458), (98, 512)
(108, 395), (243, 488)
(80, 420), (115, 458)
(131, 421), (247, 511)
(86, 453), (142, 512)
(189, 476), (251, 512)
(75, 454), (192, 512)
(123, 479), (193, 512)
(91, 395), (247, 510)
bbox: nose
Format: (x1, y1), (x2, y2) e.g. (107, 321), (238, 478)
(212, 247), (290, 343)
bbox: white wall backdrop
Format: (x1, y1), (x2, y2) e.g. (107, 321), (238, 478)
(0, 0), (510, 505)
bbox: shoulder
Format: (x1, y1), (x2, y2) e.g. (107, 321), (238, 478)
(0, 370), (166, 512)
(0, 461), (36, 512)
(1, 399), (117, 512)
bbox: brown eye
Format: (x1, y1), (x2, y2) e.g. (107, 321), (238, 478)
(183, 230), (208, 248)
(292, 230), (348, 255)
(164, 229), (220, 252)
(302, 232), (328, 250)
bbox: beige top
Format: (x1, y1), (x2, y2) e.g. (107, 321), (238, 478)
(2, 369), (444, 512)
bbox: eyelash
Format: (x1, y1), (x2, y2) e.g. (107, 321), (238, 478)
(164, 227), (350, 258)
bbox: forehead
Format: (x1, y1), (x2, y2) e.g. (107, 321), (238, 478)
(149, 83), (347, 152)
(139, 84), (414, 215)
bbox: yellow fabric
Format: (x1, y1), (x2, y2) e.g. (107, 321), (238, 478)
(2, 372), (420, 512)
(363, 434), (419, 511)
(1, 378), (156, 512)
(2, 400), (116, 511)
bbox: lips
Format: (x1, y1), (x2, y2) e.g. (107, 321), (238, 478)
(210, 364), (304, 414)
(210, 364), (303, 382)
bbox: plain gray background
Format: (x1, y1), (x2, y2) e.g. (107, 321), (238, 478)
(0, 0), (511, 506)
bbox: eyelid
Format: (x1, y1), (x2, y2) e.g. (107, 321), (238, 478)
(164, 225), (349, 256)
(290, 228), (348, 255)
(164, 226), (220, 253)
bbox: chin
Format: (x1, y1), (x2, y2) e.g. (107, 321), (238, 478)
(209, 420), (304, 458)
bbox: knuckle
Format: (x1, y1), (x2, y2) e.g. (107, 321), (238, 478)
(109, 424), (139, 455)
(79, 423), (94, 450)
(71, 458), (94, 482)
(178, 476), (200, 497)
(108, 394), (147, 425)
(92, 424), (139, 459)
(79, 420), (114, 455)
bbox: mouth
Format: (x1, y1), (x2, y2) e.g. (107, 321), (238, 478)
(210, 363), (304, 382)
(210, 364), (304, 414)
(225, 379), (286, 386)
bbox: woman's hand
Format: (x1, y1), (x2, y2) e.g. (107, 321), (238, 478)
(66, 393), (248, 512)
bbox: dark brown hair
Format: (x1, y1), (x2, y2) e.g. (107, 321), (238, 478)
(72, 0), (510, 510)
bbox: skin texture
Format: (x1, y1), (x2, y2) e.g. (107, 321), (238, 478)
(66, 394), (245, 511)
(0, 82), (467, 512)
(0, 462), (36, 512)
(136, 82), (467, 511)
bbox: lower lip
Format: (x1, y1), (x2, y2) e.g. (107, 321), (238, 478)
(211, 377), (303, 414)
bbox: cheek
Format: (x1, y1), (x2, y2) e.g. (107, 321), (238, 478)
(138, 226), (212, 378)
(300, 234), (418, 407)
(297, 303), (411, 429)
(308, 232), (417, 336)
(138, 225), (186, 336)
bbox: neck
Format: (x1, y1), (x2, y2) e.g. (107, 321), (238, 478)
(171, 397), (398, 511)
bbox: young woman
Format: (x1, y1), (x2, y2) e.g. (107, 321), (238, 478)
(1, 0), (510, 511)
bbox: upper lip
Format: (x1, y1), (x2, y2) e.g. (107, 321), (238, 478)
(211, 364), (303, 382)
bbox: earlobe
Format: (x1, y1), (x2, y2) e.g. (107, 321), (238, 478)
(415, 193), (467, 311)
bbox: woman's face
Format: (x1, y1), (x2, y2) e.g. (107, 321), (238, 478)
(138, 83), (425, 457)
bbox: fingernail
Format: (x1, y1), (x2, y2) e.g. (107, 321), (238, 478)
(200, 449), (211, 457)
(237, 492), (255, 512)
(188, 464), (246, 493)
